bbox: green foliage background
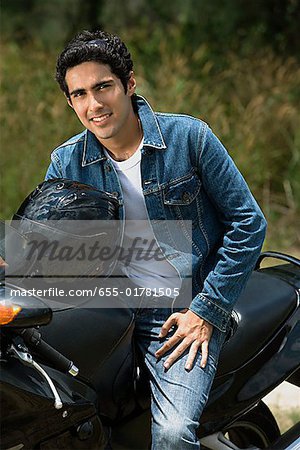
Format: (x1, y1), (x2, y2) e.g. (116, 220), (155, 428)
(0, 0), (299, 254)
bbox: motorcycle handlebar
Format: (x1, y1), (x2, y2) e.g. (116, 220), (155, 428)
(19, 328), (79, 377)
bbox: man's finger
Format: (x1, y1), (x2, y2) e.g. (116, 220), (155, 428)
(200, 340), (209, 368)
(155, 332), (182, 358)
(163, 339), (191, 369)
(185, 341), (199, 371)
(158, 314), (177, 338)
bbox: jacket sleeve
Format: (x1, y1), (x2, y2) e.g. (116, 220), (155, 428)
(44, 150), (63, 180)
(189, 126), (267, 332)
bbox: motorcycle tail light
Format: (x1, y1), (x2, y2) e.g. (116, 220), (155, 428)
(0, 301), (22, 325)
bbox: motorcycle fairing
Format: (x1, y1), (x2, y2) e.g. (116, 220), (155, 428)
(39, 303), (137, 420)
(0, 358), (105, 449)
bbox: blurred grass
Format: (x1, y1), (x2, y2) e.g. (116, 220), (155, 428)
(264, 382), (300, 433)
(270, 406), (300, 433)
(0, 39), (299, 254)
(0, 41), (80, 214)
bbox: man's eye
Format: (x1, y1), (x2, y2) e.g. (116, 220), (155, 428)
(98, 83), (110, 90)
(73, 92), (84, 98)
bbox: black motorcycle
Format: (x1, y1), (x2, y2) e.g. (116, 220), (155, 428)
(0, 181), (300, 450)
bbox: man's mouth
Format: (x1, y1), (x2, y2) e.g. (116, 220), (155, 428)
(90, 113), (112, 124)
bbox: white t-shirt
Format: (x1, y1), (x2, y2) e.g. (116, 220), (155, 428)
(104, 141), (181, 296)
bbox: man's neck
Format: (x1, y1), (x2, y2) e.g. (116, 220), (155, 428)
(101, 115), (143, 162)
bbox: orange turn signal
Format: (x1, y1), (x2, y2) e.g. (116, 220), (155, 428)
(0, 302), (22, 325)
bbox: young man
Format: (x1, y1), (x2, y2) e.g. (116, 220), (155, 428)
(46, 30), (267, 449)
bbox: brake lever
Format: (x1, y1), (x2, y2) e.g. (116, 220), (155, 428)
(9, 343), (63, 409)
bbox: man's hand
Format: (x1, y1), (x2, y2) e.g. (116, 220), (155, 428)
(155, 309), (213, 371)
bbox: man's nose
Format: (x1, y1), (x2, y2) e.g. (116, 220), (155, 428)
(88, 93), (104, 111)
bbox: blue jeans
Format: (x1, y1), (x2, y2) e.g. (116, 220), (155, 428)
(129, 293), (226, 450)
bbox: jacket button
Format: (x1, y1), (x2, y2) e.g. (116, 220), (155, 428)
(182, 192), (190, 202)
(105, 165), (112, 172)
(111, 192), (119, 198)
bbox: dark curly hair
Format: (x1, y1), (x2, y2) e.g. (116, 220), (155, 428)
(55, 30), (133, 99)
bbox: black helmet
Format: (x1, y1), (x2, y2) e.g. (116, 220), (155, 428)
(13, 178), (119, 222)
(7, 179), (121, 280)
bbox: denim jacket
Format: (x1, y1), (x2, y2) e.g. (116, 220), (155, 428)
(46, 95), (267, 332)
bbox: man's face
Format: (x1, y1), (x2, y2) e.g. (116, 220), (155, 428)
(65, 61), (136, 144)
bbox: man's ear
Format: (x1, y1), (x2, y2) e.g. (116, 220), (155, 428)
(65, 93), (73, 109)
(127, 71), (136, 97)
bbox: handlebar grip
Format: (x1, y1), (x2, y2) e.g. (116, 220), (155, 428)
(20, 328), (79, 376)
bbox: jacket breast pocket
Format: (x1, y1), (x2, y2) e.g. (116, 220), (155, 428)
(162, 173), (202, 223)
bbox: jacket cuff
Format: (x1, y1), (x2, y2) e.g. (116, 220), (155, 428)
(189, 294), (230, 332)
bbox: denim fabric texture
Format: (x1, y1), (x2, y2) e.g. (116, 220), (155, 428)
(46, 94), (267, 332)
(135, 305), (225, 449)
(116, 281), (226, 450)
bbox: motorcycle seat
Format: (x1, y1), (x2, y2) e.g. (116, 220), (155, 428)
(217, 269), (298, 375)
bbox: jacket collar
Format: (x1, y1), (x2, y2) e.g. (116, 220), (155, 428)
(81, 95), (166, 167)
(134, 95), (167, 149)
